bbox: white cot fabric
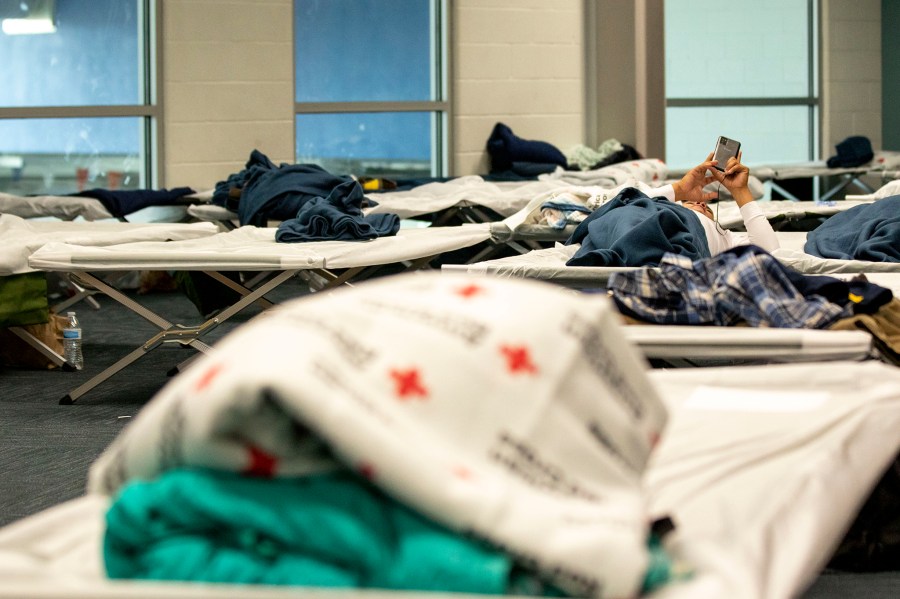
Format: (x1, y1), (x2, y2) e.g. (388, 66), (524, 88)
(364, 177), (573, 219)
(545, 159), (668, 187)
(645, 361), (900, 599)
(0, 192), (113, 221)
(2, 360), (900, 599)
(0, 214), (219, 276)
(27, 223), (494, 272)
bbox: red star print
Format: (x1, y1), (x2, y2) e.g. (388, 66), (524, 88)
(452, 465), (474, 480)
(389, 367), (429, 399)
(242, 445), (278, 478)
(500, 345), (538, 375)
(455, 284), (484, 298)
(193, 363), (223, 391)
(358, 462), (376, 480)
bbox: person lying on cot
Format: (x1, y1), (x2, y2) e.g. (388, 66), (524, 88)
(667, 152), (779, 254)
(566, 153), (779, 267)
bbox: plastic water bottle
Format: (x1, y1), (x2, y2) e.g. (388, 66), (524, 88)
(63, 311), (84, 370)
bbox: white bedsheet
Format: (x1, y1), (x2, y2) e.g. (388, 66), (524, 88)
(445, 231), (900, 285)
(750, 161), (869, 180)
(544, 158), (668, 187)
(364, 177), (573, 219)
(0, 214), (219, 276)
(845, 178), (900, 201)
(713, 199), (874, 230)
(645, 361), (900, 599)
(772, 231), (900, 274)
(1, 360), (898, 599)
(0, 192), (113, 220)
(365, 163), (669, 221)
(0, 190), (212, 222)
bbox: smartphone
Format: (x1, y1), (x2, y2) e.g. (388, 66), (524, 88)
(712, 136), (741, 171)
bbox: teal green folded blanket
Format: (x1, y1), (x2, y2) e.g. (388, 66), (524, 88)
(105, 469), (681, 594)
(105, 469), (541, 593)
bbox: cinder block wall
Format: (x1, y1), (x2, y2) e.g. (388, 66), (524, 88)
(821, 0), (882, 156)
(451, 0), (584, 175)
(162, 0), (294, 190)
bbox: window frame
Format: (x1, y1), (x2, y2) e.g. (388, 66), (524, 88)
(292, 0), (451, 177)
(0, 0), (162, 188)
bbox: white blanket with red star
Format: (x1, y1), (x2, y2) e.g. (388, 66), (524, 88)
(87, 272), (668, 598)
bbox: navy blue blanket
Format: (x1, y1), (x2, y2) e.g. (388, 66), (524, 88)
(73, 187), (196, 218)
(486, 123), (567, 174)
(213, 150), (365, 227)
(212, 150), (278, 210)
(804, 197), (900, 262)
(275, 180), (399, 243)
(565, 187), (711, 267)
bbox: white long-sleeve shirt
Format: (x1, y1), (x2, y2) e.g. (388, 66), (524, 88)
(654, 184), (780, 254)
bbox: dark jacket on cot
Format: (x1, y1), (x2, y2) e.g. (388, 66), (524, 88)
(565, 187), (711, 267)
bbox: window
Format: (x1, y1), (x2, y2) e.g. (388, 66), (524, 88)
(0, 0), (157, 195)
(294, 0), (448, 178)
(664, 0), (818, 169)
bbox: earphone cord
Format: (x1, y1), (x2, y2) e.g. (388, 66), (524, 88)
(714, 182), (726, 236)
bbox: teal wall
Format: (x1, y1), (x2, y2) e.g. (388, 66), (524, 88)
(884, 0), (900, 150)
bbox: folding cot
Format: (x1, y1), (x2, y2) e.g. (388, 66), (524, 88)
(187, 159), (673, 230)
(504, 172), (894, 236)
(364, 159), (669, 220)
(23, 184), (898, 387)
(187, 161), (814, 266)
(444, 231), (900, 282)
(443, 177), (880, 247)
(1, 214), (220, 278)
(749, 162), (877, 202)
(186, 177), (594, 263)
(188, 177), (579, 229)
(25, 223), (496, 403)
(845, 177), (900, 201)
(710, 175), (900, 231)
(140, 187), (881, 371)
(0, 191), (116, 221)
(0, 344), (898, 599)
(448, 180), (898, 278)
(666, 149), (900, 203)
(685, 149), (900, 203)
(543, 157), (668, 187)
(711, 198), (876, 230)
(442, 234), (900, 364)
(773, 231), (900, 275)
(0, 189), (211, 222)
(0, 214), (220, 368)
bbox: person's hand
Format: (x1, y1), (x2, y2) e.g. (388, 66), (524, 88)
(710, 151), (749, 193)
(710, 151), (753, 206)
(672, 153), (718, 203)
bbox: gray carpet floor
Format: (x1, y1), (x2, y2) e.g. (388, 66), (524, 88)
(1, 279), (898, 598)
(0, 278), (308, 525)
